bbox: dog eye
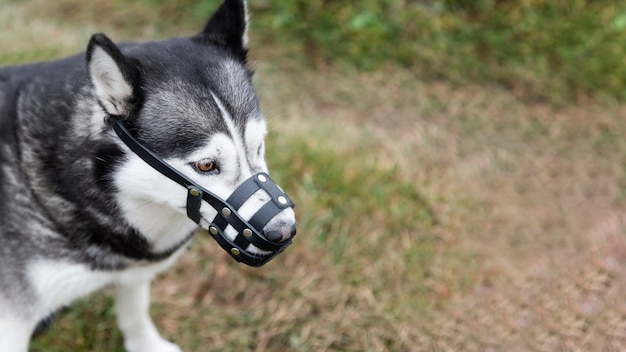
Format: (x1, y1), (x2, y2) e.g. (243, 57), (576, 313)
(193, 159), (218, 173)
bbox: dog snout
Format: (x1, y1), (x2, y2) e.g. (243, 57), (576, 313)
(262, 222), (296, 243)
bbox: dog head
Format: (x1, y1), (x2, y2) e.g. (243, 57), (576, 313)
(85, 0), (296, 263)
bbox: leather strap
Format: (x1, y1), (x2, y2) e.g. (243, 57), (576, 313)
(109, 116), (294, 267)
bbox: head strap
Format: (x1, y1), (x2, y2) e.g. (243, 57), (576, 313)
(109, 116), (294, 267)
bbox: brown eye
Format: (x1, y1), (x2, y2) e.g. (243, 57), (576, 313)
(194, 159), (218, 173)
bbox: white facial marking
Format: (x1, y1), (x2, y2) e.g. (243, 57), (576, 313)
(210, 91), (252, 176)
(114, 155), (199, 252)
(112, 85), (295, 257)
(245, 117), (268, 172)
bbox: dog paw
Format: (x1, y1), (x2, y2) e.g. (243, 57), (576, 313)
(124, 337), (182, 352)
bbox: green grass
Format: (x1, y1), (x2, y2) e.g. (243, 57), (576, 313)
(266, 122), (440, 306)
(252, 0), (626, 104)
(3, 0), (625, 103)
(30, 296), (124, 352)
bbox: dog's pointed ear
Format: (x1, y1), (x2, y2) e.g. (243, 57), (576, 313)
(86, 33), (141, 119)
(192, 0), (249, 63)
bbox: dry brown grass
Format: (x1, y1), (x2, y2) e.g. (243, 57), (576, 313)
(252, 66), (626, 351)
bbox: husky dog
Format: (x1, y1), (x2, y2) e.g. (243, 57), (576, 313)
(0, 0), (297, 351)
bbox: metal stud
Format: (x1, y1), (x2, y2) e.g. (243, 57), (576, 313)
(278, 196), (288, 205)
(222, 207), (232, 217)
(209, 226), (218, 235)
(189, 188), (200, 197)
(257, 174), (267, 183)
(231, 248), (241, 256)
(243, 229), (253, 238)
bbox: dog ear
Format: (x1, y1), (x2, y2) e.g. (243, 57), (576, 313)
(86, 33), (141, 119)
(192, 0), (249, 63)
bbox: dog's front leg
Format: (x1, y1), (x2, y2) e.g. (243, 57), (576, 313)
(0, 313), (35, 352)
(115, 281), (182, 352)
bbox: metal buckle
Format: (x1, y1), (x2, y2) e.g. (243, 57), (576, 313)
(186, 172), (294, 267)
(110, 116), (295, 267)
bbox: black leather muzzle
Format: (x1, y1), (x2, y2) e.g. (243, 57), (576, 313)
(109, 116), (295, 267)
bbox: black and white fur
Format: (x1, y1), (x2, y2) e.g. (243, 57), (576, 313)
(0, 0), (296, 351)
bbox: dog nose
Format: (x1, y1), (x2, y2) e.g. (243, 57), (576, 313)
(262, 223), (297, 243)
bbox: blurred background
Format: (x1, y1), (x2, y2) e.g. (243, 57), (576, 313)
(2, 0), (626, 350)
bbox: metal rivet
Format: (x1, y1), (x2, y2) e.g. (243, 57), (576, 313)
(243, 229), (253, 238)
(257, 174), (267, 183)
(231, 248), (241, 256)
(209, 226), (218, 235)
(189, 188), (200, 197)
(278, 196), (288, 205)
(222, 207), (232, 217)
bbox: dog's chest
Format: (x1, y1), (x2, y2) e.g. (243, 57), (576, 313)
(27, 254), (181, 315)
